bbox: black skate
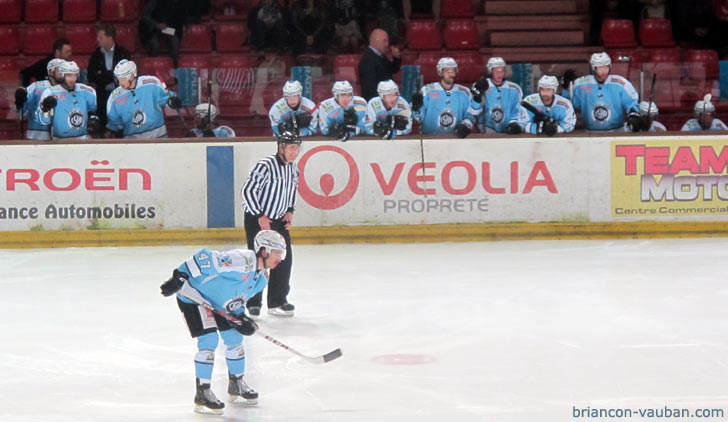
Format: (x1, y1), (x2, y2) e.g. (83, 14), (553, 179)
(267, 302), (294, 317)
(228, 373), (258, 405)
(248, 306), (261, 320)
(194, 378), (225, 415)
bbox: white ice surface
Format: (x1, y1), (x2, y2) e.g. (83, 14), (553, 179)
(1, 238), (728, 421)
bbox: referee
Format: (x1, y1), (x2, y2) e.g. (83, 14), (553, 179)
(241, 131), (301, 318)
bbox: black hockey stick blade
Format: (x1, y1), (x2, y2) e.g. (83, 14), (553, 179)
(322, 348), (343, 363)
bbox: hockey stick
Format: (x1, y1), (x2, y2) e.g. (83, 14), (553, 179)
(48, 108), (54, 140)
(414, 74), (428, 198)
(177, 288), (343, 364)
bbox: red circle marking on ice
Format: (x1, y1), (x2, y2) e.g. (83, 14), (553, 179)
(371, 354), (437, 365)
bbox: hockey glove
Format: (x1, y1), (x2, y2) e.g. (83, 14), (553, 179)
(455, 122), (471, 138)
(393, 115), (409, 131)
(373, 120), (393, 140)
(278, 120), (295, 135)
(506, 121), (522, 135)
(411, 92), (424, 111)
(343, 108), (358, 127)
(295, 112), (312, 129)
(167, 96), (183, 110)
(233, 313), (259, 336)
(87, 113), (101, 136)
(626, 111), (643, 132)
(561, 69), (577, 90)
(40, 96), (57, 113)
(328, 121), (349, 142)
(541, 119), (558, 136)
(160, 269), (188, 297)
(471, 77), (489, 103)
(14, 87), (26, 111)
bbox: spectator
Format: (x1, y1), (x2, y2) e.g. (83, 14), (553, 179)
(375, 0), (401, 44)
(640, 0), (668, 18)
(19, 38), (72, 87)
(140, 0), (187, 66)
(247, 0), (289, 53)
(290, 0), (331, 56)
(88, 24), (132, 129)
(358, 28), (401, 100)
(330, 0), (365, 52)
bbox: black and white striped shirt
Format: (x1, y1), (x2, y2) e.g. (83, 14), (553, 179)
(241, 154), (299, 219)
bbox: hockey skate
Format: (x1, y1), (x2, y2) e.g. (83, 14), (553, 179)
(194, 378), (225, 415)
(267, 302), (294, 317)
(228, 373), (259, 405)
(247, 306), (261, 320)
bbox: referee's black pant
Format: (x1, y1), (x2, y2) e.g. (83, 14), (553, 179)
(244, 212), (293, 309)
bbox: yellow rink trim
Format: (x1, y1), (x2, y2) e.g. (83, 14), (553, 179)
(2, 221), (728, 248)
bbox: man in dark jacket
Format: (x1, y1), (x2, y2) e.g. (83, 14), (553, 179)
(19, 38), (72, 87)
(358, 28), (401, 100)
(139, 0), (187, 66)
(88, 24), (132, 128)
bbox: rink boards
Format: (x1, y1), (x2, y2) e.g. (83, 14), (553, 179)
(0, 135), (727, 243)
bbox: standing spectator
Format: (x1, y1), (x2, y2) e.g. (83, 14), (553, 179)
(19, 38), (72, 87)
(330, 0), (365, 52)
(140, 0), (187, 67)
(241, 131), (302, 318)
(358, 28), (402, 100)
(290, 0), (331, 56)
(88, 24), (131, 129)
(247, 0), (289, 54)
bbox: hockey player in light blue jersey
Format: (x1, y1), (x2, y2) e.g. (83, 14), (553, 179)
(160, 230), (287, 415)
(269, 80), (318, 136)
(519, 75), (576, 136)
(105, 59), (183, 139)
(681, 95), (728, 131)
(410, 57), (481, 138)
(572, 52), (642, 132)
(36, 61), (99, 140)
(471, 57), (523, 134)
(317, 81), (367, 142)
(188, 103), (236, 138)
(623, 101), (667, 132)
(14, 58), (65, 140)
(365, 80), (412, 139)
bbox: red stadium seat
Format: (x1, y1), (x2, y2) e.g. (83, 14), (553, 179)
(443, 20), (479, 50)
(215, 23), (247, 52)
(441, 0), (474, 18)
(178, 55), (213, 69)
(600, 19), (637, 48)
(451, 52), (484, 85)
(100, 0), (139, 22)
(645, 48), (680, 63)
(639, 18), (674, 48)
(414, 52), (441, 84)
(73, 56), (90, 70)
(333, 54), (361, 85)
(684, 48), (719, 80)
(25, 0), (59, 23)
(217, 54), (258, 68)
(64, 26), (97, 55)
(181, 24), (213, 53)
(115, 25), (138, 53)
(138, 57), (175, 83)
(406, 21), (442, 50)
(23, 26), (59, 56)
(63, 0), (97, 22)
(0, 27), (20, 55)
(716, 0), (728, 19)
(0, 0), (22, 23)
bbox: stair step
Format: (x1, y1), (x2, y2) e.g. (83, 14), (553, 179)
(485, 0), (577, 15)
(490, 30), (584, 47)
(478, 15), (586, 31)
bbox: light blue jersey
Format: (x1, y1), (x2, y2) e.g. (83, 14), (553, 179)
(365, 96), (412, 138)
(190, 125), (236, 138)
(37, 83), (97, 139)
(572, 74), (638, 131)
(519, 93), (576, 134)
(23, 80), (52, 140)
(317, 96), (368, 136)
(414, 82), (481, 135)
(479, 79), (522, 133)
(269, 97), (318, 136)
(681, 118), (728, 131)
(106, 75), (171, 139)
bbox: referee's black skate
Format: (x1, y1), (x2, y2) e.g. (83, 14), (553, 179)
(267, 302), (294, 317)
(194, 378), (225, 415)
(228, 373), (258, 405)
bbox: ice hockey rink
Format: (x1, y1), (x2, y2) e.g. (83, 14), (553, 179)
(2, 237), (728, 422)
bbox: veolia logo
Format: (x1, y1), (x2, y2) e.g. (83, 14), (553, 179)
(297, 145), (359, 210)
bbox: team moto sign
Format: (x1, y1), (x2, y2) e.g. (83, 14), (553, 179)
(292, 138), (590, 226)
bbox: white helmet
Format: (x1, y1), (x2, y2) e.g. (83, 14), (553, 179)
(194, 103), (218, 121)
(695, 94), (715, 114)
(283, 80), (303, 97)
(590, 52), (612, 69)
(538, 75), (559, 90)
(332, 80), (353, 96)
(487, 57), (506, 73)
(47, 59), (65, 77)
(254, 230), (287, 260)
(377, 79), (399, 98)
(114, 59), (137, 80)
(639, 101), (658, 116)
(59, 60), (80, 77)
(437, 57), (458, 75)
